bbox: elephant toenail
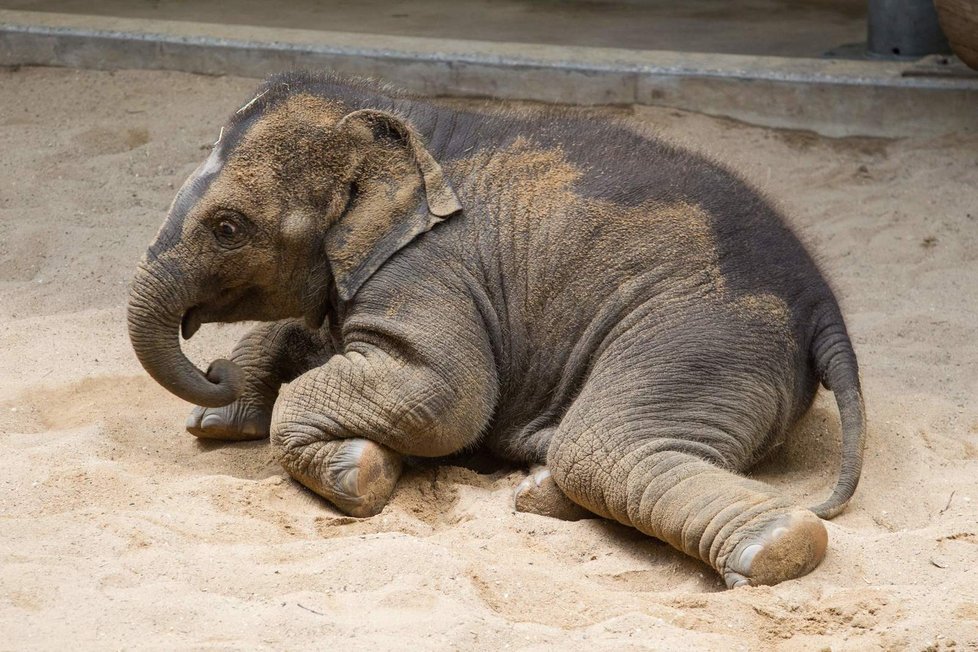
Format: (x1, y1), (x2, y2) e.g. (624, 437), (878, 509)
(739, 543), (764, 569)
(723, 570), (753, 589)
(330, 440), (368, 497)
(532, 468), (551, 486)
(513, 483), (534, 512)
(201, 413), (224, 430)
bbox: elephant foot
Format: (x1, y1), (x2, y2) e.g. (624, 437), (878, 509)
(320, 439), (403, 517)
(278, 436), (403, 518)
(514, 466), (593, 521)
(186, 401), (271, 441)
(722, 510), (828, 588)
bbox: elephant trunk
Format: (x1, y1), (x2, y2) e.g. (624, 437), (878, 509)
(127, 262), (243, 408)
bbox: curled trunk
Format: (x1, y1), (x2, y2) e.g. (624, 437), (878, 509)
(128, 263), (242, 407)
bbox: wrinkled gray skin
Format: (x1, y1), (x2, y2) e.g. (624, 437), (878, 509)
(129, 72), (865, 589)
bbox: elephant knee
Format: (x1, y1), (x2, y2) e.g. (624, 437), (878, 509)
(270, 415), (319, 447)
(270, 386), (339, 468)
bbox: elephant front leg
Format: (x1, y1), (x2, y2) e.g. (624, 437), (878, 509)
(270, 345), (493, 517)
(187, 320), (332, 440)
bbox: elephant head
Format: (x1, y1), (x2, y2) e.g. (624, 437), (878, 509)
(128, 88), (461, 407)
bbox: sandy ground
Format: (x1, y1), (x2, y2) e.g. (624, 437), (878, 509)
(0, 66), (976, 650)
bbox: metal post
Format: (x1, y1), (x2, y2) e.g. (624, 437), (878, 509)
(867, 0), (950, 58)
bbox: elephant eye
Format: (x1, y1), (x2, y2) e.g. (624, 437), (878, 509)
(212, 212), (248, 248)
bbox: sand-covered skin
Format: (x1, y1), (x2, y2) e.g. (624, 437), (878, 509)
(1, 67), (976, 650)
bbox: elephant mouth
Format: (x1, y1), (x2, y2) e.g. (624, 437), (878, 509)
(181, 306), (203, 340)
(180, 286), (274, 341)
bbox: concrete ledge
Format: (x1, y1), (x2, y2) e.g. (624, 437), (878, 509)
(2, 9), (976, 137)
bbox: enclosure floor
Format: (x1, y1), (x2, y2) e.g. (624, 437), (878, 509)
(1, 67), (976, 649)
(0, 0), (867, 57)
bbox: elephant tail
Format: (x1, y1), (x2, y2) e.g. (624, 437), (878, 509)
(808, 315), (866, 520)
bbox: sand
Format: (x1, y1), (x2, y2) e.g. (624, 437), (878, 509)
(0, 66), (976, 650)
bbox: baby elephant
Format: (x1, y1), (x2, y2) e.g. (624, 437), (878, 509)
(129, 72), (864, 589)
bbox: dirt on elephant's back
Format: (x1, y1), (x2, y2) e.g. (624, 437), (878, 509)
(1, 66), (976, 650)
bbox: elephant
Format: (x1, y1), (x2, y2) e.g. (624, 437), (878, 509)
(128, 71), (865, 589)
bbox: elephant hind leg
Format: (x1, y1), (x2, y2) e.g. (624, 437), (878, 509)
(547, 409), (826, 588)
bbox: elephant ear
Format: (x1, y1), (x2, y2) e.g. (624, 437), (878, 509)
(324, 108), (462, 302)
